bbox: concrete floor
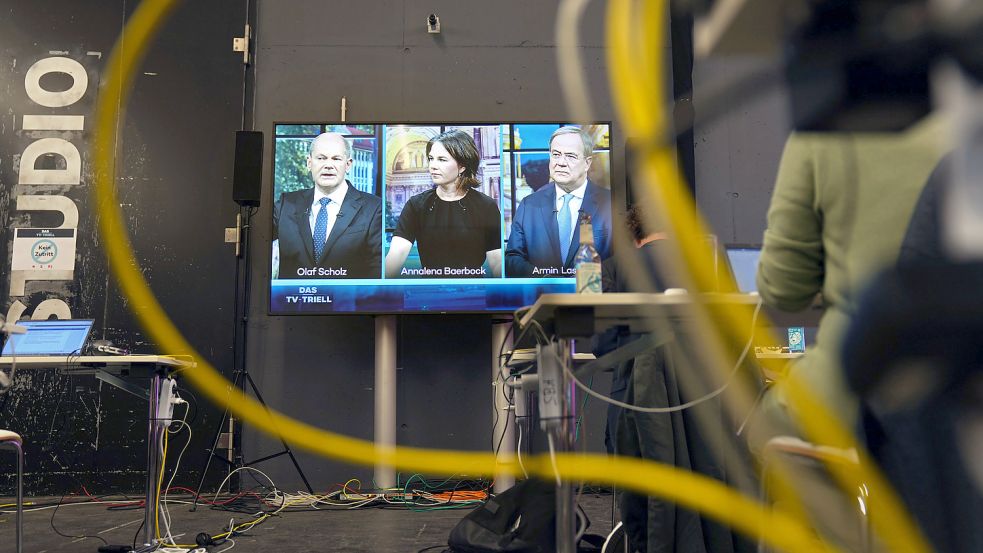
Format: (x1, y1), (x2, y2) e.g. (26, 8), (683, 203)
(0, 491), (616, 553)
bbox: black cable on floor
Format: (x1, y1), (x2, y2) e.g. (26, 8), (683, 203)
(131, 517), (145, 551)
(50, 493), (109, 545)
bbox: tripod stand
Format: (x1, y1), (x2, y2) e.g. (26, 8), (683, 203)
(191, 203), (312, 510)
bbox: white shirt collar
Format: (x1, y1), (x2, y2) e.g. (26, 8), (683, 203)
(312, 182), (349, 208)
(555, 180), (587, 201)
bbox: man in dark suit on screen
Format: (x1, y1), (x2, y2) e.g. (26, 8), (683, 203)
(274, 132), (382, 279)
(505, 126), (612, 277)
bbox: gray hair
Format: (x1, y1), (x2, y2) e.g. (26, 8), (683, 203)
(308, 132), (352, 160)
(549, 126), (594, 159)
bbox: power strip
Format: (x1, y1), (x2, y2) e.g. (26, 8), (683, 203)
(155, 378), (185, 424)
(537, 343), (565, 430)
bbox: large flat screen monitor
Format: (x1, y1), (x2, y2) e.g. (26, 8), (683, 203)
(270, 122), (613, 314)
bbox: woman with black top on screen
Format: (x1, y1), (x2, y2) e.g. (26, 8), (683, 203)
(385, 129), (502, 278)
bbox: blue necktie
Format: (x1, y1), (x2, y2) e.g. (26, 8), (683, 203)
(313, 197), (331, 260)
(557, 193), (574, 261)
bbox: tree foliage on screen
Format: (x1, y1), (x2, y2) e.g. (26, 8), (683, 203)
(274, 138), (311, 202)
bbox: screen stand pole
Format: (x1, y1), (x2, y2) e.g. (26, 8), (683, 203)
(374, 315), (397, 488)
(492, 317), (515, 493)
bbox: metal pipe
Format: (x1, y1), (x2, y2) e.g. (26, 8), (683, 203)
(492, 318), (515, 493)
(15, 438), (23, 553)
(143, 374), (162, 546)
(374, 315), (397, 488)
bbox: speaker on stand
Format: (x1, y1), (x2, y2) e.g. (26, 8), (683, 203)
(232, 130), (263, 207)
(191, 131), (313, 509)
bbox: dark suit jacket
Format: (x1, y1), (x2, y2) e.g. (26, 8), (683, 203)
(274, 183), (382, 279)
(899, 153), (950, 265)
(505, 181), (612, 277)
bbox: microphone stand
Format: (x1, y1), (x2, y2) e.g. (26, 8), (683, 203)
(190, 204), (313, 511)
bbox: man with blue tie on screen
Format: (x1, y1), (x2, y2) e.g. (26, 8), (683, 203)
(274, 132), (382, 279)
(505, 126), (612, 277)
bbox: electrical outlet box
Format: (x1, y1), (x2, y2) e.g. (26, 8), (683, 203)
(514, 384), (529, 419)
(156, 378), (177, 424)
(537, 344), (564, 429)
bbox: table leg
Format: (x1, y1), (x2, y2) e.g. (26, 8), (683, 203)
(143, 373), (162, 546)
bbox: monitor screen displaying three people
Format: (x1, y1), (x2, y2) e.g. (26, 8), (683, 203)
(270, 122), (613, 314)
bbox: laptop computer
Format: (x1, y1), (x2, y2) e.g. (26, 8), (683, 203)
(724, 246), (762, 294)
(1, 319), (95, 356)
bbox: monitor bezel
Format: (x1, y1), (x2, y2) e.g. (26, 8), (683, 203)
(266, 120), (617, 316)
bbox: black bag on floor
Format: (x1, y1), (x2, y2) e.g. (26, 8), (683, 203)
(448, 480), (602, 553)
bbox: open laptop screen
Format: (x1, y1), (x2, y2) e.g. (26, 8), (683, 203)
(1, 319), (95, 356)
(725, 247), (761, 294)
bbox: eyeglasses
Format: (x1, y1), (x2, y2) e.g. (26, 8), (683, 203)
(550, 151), (588, 163)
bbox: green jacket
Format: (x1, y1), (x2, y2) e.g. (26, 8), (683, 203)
(756, 116), (947, 425)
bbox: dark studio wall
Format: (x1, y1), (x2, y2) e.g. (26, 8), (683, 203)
(0, 0), (245, 494)
(0, 0), (791, 498)
(693, 56), (792, 245)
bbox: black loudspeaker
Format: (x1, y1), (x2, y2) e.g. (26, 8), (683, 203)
(233, 130), (263, 207)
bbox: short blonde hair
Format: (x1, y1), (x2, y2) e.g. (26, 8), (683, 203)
(308, 132), (352, 160)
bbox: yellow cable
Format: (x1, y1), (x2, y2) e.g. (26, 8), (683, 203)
(636, 0), (664, 135)
(155, 425), (168, 541)
(607, 0), (818, 533)
(604, 0), (934, 551)
(606, 0), (655, 133)
(87, 1), (852, 551)
(342, 478), (363, 498)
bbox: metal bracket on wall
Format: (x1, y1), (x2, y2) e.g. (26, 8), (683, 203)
(225, 213), (242, 257)
(232, 23), (251, 64)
